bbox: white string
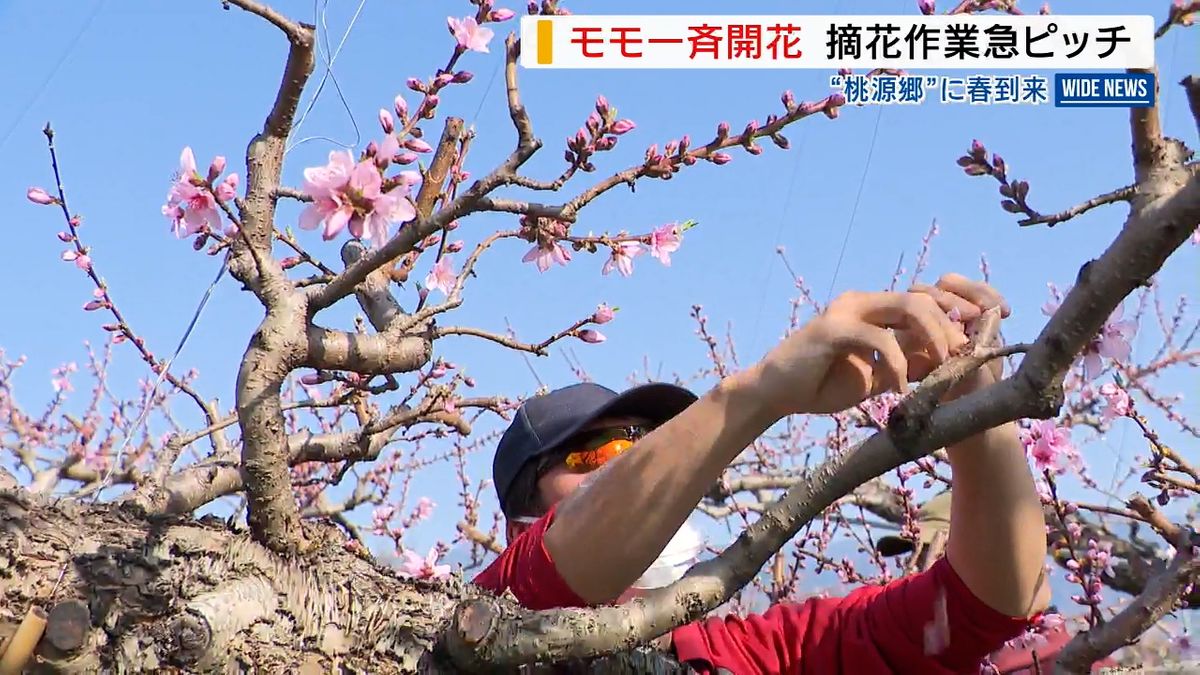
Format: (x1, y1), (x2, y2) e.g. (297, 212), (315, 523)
(285, 0), (369, 156)
(93, 253), (232, 500)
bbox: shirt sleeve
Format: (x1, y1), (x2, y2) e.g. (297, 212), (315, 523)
(470, 505), (590, 611)
(671, 557), (1034, 675)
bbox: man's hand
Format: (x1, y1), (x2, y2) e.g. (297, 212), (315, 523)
(905, 273), (1012, 401)
(751, 287), (967, 417)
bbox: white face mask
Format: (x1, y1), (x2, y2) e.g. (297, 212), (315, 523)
(509, 515), (705, 589)
(630, 517), (706, 590)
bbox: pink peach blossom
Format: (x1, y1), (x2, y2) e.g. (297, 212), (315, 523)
(448, 16), (494, 52)
(1020, 420), (1077, 475)
(1081, 304), (1137, 380)
(299, 150), (416, 246)
(398, 547), (452, 580)
(424, 256), (456, 295)
(163, 147), (224, 237)
(602, 241), (643, 277)
(649, 223), (682, 265)
(522, 242), (572, 272)
(1098, 383), (1131, 421)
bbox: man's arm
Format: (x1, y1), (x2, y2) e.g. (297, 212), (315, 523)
(913, 274), (1049, 618)
(546, 290), (961, 604)
(544, 370), (778, 604)
(946, 421), (1049, 617)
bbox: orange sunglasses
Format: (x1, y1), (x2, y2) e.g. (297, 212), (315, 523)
(561, 425), (652, 473)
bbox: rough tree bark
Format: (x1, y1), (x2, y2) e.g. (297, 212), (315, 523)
(0, 484), (693, 674)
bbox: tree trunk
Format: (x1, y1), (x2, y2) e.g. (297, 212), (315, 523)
(0, 488), (691, 674)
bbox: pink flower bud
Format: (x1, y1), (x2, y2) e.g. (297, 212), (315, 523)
(102, 323), (121, 332)
(407, 77), (425, 92)
(365, 140), (379, 157)
(394, 94), (409, 118)
(207, 156), (226, 182)
(1039, 2), (1050, 14)
(970, 139), (987, 158)
(527, 1), (537, 13)
(452, 70), (474, 83)
(379, 109), (395, 133)
(57, 231), (73, 242)
(710, 152), (733, 165)
(577, 329), (606, 344)
(917, 0), (936, 15)
(592, 303), (615, 324)
(447, 240), (464, 253)
(781, 90), (795, 109)
(595, 95), (609, 116)
(586, 111), (601, 131)
(992, 153), (1006, 178)
(74, 254), (92, 271)
(464, 376), (477, 387)
(490, 7), (516, 21)
(446, 219), (460, 230)
(405, 138), (433, 153)
(61, 250), (78, 262)
(83, 299), (104, 311)
(434, 72), (454, 87)
(27, 187), (56, 205)
(395, 152), (419, 165)
(609, 119), (635, 135)
(280, 256), (301, 269)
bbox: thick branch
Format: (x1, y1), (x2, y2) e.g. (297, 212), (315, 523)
(1054, 538), (1200, 674)
(340, 240), (406, 332)
(304, 324), (432, 374)
(225, 0), (314, 300)
(237, 299), (309, 553)
(415, 118), (465, 219)
(1130, 68), (1166, 182)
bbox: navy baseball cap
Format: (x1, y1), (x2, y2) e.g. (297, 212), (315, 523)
(492, 381), (697, 516)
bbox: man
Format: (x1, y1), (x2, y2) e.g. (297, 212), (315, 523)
(474, 274), (1050, 674)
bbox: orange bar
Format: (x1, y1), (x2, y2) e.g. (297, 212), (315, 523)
(537, 20), (553, 64)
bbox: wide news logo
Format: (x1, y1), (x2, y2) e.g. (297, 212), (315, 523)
(518, 14), (1157, 108)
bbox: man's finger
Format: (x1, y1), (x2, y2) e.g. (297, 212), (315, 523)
(830, 323), (909, 395)
(833, 291), (964, 364)
(910, 283), (982, 322)
(934, 273), (1012, 317)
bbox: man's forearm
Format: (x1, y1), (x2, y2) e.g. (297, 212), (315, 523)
(545, 367), (778, 604)
(945, 422), (1049, 617)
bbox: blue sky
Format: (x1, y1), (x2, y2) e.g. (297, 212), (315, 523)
(1, 1), (1197, 607)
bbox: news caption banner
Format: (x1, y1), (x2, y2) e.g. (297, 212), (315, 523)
(518, 15), (1157, 108)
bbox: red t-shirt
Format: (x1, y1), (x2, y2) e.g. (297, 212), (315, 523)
(473, 506), (1034, 674)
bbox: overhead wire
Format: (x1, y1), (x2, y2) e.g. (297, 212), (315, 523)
(0, 0), (108, 154)
(285, 0), (369, 156)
